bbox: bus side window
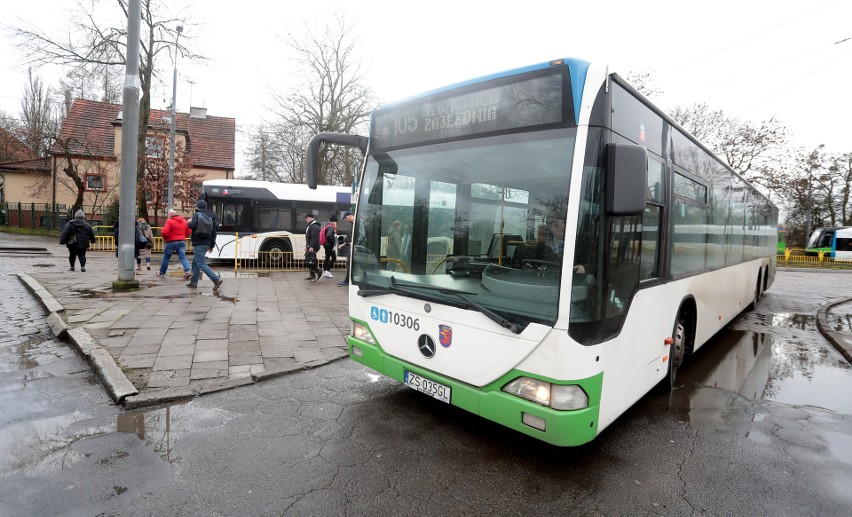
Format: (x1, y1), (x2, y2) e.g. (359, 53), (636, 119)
(221, 203), (241, 230)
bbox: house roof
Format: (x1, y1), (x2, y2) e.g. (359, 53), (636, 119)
(0, 127), (34, 162)
(52, 99), (235, 170)
(0, 157), (50, 173)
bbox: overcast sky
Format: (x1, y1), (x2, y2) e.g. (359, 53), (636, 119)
(2, 0), (850, 175)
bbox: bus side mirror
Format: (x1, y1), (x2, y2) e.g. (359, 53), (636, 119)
(605, 143), (647, 216)
(304, 132), (369, 189)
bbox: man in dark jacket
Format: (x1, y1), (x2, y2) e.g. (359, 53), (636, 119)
(60, 209), (96, 271)
(186, 199), (223, 291)
(304, 212), (322, 282)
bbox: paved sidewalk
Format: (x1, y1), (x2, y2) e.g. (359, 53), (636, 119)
(18, 238), (349, 409)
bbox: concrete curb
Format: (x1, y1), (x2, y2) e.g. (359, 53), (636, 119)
(816, 297), (852, 364)
(18, 273), (140, 404)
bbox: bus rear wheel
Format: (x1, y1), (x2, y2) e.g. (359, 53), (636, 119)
(260, 238), (292, 269)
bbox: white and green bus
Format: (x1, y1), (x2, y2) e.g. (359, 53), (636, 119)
(305, 58), (778, 446)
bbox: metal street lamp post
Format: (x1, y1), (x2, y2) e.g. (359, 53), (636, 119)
(167, 24), (183, 212)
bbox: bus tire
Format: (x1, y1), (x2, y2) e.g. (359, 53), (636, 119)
(260, 238), (292, 269)
(748, 271), (762, 311)
(664, 303), (694, 391)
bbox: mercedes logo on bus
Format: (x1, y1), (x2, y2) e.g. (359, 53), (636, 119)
(417, 334), (437, 358)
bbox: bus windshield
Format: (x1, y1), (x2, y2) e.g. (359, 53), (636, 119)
(352, 128), (575, 328)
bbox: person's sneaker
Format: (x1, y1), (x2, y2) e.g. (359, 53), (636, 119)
(155, 271), (162, 277)
(337, 281), (349, 287)
(147, 265), (151, 270)
(213, 279), (224, 291)
(322, 271), (334, 278)
(186, 282), (197, 288)
(183, 271), (192, 280)
(68, 267), (75, 271)
(305, 276), (315, 281)
(81, 267), (86, 272)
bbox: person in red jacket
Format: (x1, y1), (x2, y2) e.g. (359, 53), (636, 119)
(156, 209), (192, 279)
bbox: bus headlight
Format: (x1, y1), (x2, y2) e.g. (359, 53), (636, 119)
(352, 321), (376, 345)
(502, 377), (588, 410)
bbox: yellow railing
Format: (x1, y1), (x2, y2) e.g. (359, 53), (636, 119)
(778, 249), (852, 269)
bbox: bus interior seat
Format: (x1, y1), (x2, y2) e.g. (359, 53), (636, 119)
(487, 234), (522, 260)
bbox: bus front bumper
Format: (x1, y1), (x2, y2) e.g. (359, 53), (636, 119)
(348, 336), (602, 447)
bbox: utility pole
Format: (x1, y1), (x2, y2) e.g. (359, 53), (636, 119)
(115, 0), (141, 288)
(167, 24), (183, 211)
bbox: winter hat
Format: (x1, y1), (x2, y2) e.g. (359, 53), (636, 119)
(168, 209), (178, 217)
(305, 213), (316, 220)
(196, 199), (207, 209)
(342, 211), (353, 218)
(74, 209), (85, 220)
(328, 214), (337, 222)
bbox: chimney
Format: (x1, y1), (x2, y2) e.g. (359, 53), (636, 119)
(189, 106), (207, 119)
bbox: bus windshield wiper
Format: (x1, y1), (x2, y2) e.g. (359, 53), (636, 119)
(388, 277), (524, 334)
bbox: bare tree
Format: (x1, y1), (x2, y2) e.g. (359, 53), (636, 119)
(625, 69), (663, 100)
(140, 130), (202, 225)
(246, 123), (284, 181)
(0, 111), (29, 162)
(10, 0), (205, 217)
(20, 69), (58, 158)
(268, 16), (375, 186)
(669, 103), (788, 189)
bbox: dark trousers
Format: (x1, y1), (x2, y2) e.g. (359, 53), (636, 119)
(323, 245), (336, 272)
(69, 247), (87, 267)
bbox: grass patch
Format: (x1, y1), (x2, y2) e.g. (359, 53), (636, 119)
(0, 226), (60, 237)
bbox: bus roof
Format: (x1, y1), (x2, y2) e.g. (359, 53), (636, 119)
(202, 179), (351, 203)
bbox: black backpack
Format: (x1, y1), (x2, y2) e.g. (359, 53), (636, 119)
(195, 211), (214, 237)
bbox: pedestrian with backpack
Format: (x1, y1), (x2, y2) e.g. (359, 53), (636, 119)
(59, 209), (96, 272)
(320, 214), (338, 279)
(187, 199), (223, 291)
(304, 212), (322, 282)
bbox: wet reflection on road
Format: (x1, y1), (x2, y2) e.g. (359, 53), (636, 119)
(665, 327), (852, 415)
(116, 403), (234, 466)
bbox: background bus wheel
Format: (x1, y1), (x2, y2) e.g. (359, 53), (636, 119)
(260, 239), (292, 268)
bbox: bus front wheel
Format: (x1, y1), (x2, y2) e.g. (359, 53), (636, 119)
(260, 239), (292, 269)
(665, 304), (694, 390)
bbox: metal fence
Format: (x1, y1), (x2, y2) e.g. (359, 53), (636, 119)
(0, 202), (172, 231)
(778, 249), (852, 270)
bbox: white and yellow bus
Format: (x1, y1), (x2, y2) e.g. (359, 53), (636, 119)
(305, 59), (778, 446)
(201, 179), (352, 263)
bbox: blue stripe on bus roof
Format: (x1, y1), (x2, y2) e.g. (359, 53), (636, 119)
(374, 58), (590, 126)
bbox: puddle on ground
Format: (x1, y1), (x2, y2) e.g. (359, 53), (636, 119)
(0, 334), (57, 372)
(825, 313), (852, 333)
(664, 329), (852, 415)
(116, 402), (233, 466)
(757, 312), (818, 331)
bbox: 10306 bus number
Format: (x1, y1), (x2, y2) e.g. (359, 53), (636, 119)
(371, 306), (420, 330)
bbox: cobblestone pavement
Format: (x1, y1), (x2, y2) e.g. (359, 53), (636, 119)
(5, 232), (349, 407)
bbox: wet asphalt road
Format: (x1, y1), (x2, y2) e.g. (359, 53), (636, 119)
(1, 233), (851, 516)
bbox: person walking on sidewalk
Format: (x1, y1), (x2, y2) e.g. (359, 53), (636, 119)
(320, 214), (338, 279)
(186, 199), (223, 291)
(59, 209), (96, 272)
(304, 212), (323, 282)
(156, 209), (192, 279)
(136, 217), (154, 271)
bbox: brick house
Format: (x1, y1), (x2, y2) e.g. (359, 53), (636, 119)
(1, 99), (235, 225)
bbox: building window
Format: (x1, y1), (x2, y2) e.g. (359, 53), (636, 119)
(86, 174), (105, 191)
(146, 136), (164, 158)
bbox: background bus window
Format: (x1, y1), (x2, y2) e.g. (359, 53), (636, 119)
(254, 206), (292, 232)
(221, 203), (244, 232)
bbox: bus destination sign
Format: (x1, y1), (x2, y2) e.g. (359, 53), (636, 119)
(371, 69), (567, 151)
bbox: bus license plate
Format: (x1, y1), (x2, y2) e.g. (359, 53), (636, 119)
(404, 371), (451, 404)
